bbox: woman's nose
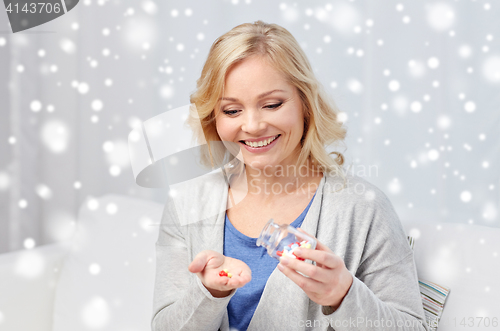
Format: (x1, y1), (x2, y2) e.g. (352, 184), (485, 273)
(241, 110), (266, 134)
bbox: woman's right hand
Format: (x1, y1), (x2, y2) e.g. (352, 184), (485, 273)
(188, 250), (252, 298)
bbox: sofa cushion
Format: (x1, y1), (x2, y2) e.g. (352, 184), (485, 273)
(403, 221), (500, 331)
(52, 194), (162, 331)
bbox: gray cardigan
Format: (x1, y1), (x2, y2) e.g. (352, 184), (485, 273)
(152, 170), (429, 331)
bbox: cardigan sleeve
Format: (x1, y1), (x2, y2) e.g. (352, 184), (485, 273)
(151, 195), (236, 331)
(321, 189), (429, 331)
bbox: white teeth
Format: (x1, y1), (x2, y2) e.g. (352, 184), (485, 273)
(244, 135), (279, 148)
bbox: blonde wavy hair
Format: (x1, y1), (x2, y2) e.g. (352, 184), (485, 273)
(187, 20), (347, 184)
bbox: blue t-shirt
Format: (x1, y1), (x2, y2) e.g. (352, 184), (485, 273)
(223, 193), (316, 331)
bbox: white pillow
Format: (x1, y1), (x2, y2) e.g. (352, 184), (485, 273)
(52, 194), (162, 331)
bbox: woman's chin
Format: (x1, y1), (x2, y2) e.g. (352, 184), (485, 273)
(242, 158), (280, 170)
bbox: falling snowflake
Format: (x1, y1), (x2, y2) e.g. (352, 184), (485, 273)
(426, 3), (455, 31)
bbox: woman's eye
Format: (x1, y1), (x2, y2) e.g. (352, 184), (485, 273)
(222, 102), (283, 115)
(222, 109), (239, 115)
(265, 102), (283, 109)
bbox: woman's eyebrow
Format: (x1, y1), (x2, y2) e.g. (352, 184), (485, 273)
(218, 89), (286, 102)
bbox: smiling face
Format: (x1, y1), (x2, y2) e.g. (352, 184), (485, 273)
(215, 56), (305, 170)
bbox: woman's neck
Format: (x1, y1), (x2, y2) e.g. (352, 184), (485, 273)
(230, 160), (323, 198)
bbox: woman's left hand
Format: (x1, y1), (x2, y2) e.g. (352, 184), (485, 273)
(277, 229), (353, 310)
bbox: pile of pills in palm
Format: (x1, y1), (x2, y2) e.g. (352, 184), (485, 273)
(276, 240), (312, 261)
(219, 269), (232, 278)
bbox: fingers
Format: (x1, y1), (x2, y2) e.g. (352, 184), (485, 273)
(212, 267), (251, 291)
(227, 273), (251, 288)
(189, 252), (252, 291)
(279, 255), (331, 283)
(293, 247), (339, 269)
(188, 250), (222, 273)
(238, 265), (252, 283)
(277, 261), (323, 293)
(225, 262), (252, 288)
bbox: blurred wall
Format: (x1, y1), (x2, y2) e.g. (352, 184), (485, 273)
(0, 0), (499, 254)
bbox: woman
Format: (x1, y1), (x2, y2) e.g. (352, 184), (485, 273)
(152, 21), (428, 331)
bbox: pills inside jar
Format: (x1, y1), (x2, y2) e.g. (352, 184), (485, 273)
(256, 219), (317, 261)
(276, 240), (312, 261)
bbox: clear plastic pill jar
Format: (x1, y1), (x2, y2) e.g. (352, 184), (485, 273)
(256, 218), (317, 261)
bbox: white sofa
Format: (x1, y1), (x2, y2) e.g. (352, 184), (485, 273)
(0, 194), (499, 331)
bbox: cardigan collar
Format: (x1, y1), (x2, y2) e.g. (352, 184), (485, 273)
(211, 171), (326, 252)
